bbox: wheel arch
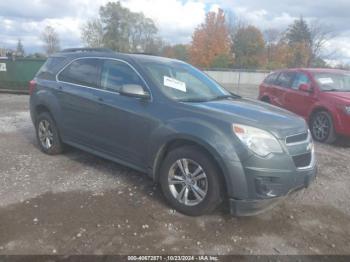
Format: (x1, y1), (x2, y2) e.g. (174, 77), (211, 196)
(35, 104), (53, 120)
(308, 106), (332, 125)
(152, 137), (228, 197)
(260, 95), (271, 103)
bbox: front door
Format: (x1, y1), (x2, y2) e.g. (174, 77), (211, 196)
(284, 72), (316, 119)
(94, 59), (156, 168)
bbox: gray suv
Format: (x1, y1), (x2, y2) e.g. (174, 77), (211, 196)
(29, 48), (317, 216)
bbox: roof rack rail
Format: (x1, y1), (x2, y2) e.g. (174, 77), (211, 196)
(60, 48), (114, 53)
(130, 52), (156, 56)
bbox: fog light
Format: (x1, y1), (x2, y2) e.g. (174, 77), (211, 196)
(255, 177), (278, 197)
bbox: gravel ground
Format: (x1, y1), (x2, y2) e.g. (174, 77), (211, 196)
(0, 92), (349, 255)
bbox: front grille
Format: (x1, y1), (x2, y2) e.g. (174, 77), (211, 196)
(286, 132), (308, 144)
(293, 152), (312, 168)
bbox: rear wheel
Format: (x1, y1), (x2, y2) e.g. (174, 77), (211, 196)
(159, 146), (222, 216)
(36, 112), (64, 154)
(310, 111), (337, 143)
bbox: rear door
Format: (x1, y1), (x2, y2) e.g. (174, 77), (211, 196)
(259, 72), (279, 101)
(284, 72), (316, 118)
(56, 58), (103, 147)
(272, 71), (295, 108)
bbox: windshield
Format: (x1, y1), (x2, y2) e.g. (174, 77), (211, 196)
(314, 72), (350, 92)
(142, 61), (231, 101)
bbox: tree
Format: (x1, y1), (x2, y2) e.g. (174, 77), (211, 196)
(83, 1), (159, 52)
(81, 19), (104, 48)
(283, 17), (334, 67)
(16, 39), (25, 57)
(285, 17), (311, 45)
(211, 54), (232, 68)
(41, 26), (60, 55)
(264, 41), (292, 69)
(264, 28), (280, 66)
(162, 44), (189, 61)
(308, 21), (335, 67)
(232, 25), (265, 68)
(284, 17), (312, 67)
(189, 9), (232, 68)
(25, 52), (46, 59)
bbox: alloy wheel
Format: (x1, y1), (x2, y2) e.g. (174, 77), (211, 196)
(38, 119), (54, 149)
(312, 113), (330, 141)
(168, 158), (208, 206)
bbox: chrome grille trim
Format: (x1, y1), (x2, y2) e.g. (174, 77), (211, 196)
(285, 131), (310, 146)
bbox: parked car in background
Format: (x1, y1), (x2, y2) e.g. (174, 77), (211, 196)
(30, 49), (316, 216)
(259, 68), (350, 143)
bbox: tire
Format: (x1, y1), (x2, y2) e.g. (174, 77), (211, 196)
(159, 146), (223, 216)
(310, 111), (337, 144)
(261, 96), (270, 103)
(35, 112), (64, 154)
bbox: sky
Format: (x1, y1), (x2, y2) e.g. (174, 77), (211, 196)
(0, 0), (350, 64)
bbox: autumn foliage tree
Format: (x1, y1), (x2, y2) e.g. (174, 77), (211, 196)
(189, 9), (232, 68)
(162, 44), (189, 61)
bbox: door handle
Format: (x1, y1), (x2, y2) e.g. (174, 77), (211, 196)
(58, 86), (63, 91)
(97, 97), (104, 103)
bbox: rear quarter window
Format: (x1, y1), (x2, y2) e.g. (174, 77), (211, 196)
(264, 72), (278, 84)
(36, 57), (66, 80)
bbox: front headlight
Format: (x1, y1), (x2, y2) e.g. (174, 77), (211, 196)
(232, 124), (283, 157)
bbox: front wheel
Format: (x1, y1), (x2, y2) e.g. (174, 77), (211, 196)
(261, 96), (270, 103)
(310, 111), (337, 143)
(159, 146), (222, 216)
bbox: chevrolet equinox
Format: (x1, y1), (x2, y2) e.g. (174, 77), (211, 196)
(29, 48), (317, 216)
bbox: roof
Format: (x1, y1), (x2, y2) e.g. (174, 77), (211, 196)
(55, 48), (182, 65)
(271, 68), (349, 74)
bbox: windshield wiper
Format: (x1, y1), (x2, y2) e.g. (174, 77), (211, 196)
(323, 89), (349, 92)
(209, 93), (241, 101)
(178, 92), (241, 103)
(178, 98), (210, 102)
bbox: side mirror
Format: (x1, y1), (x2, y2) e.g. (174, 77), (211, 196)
(299, 83), (313, 93)
(120, 84), (150, 99)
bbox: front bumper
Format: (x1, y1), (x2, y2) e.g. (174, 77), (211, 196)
(334, 110), (350, 137)
(229, 165), (317, 216)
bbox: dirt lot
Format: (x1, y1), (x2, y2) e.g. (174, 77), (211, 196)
(0, 92), (349, 255)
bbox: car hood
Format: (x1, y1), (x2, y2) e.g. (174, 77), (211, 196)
(323, 91), (350, 103)
(187, 98), (307, 138)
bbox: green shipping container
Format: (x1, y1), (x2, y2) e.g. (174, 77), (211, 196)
(0, 58), (46, 92)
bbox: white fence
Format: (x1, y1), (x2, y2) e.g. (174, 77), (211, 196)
(204, 70), (270, 86)
(203, 70), (270, 98)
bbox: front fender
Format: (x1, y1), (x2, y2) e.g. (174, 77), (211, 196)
(148, 117), (250, 198)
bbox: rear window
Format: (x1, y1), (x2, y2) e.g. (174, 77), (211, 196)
(58, 58), (101, 88)
(36, 57), (66, 80)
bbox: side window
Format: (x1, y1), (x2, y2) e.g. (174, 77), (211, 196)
(276, 72), (294, 88)
(101, 60), (144, 93)
(58, 58), (101, 88)
(291, 73), (310, 90)
(264, 72), (278, 85)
